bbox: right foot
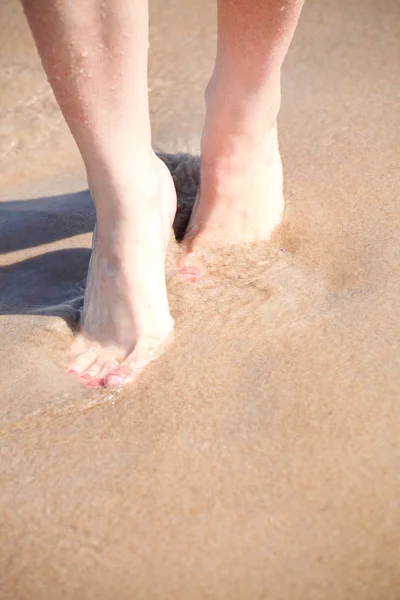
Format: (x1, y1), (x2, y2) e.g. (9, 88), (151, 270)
(184, 126), (283, 247)
(67, 154), (177, 388)
(179, 74), (284, 280)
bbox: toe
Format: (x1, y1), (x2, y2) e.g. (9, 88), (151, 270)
(79, 370), (102, 387)
(78, 361), (103, 382)
(104, 333), (173, 388)
(178, 265), (202, 282)
(81, 358), (119, 388)
(84, 377), (105, 389)
(178, 244), (205, 282)
(104, 365), (133, 388)
(67, 349), (98, 377)
(104, 336), (173, 387)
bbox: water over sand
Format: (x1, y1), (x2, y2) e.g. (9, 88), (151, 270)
(1, 0), (400, 598)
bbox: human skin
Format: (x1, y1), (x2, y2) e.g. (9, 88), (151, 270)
(21, 0), (304, 387)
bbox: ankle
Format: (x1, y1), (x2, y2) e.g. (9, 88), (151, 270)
(204, 70), (281, 137)
(87, 147), (166, 206)
(86, 145), (156, 183)
(201, 123), (280, 178)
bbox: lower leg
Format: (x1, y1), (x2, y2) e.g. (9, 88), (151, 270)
(22, 0), (176, 387)
(184, 0), (304, 251)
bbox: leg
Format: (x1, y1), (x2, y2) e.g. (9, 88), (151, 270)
(182, 0), (304, 268)
(22, 0), (177, 387)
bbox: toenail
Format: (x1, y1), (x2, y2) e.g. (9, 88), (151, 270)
(79, 373), (93, 381)
(85, 378), (104, 388)
(178, 266), (201, 280)
(66, 369), (79, 376)
(106, 374), (125, 387)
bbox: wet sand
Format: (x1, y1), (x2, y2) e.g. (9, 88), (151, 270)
(1, 0), (400, 598)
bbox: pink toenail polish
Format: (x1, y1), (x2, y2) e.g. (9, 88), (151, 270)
(66, 369), (79, 377)
(178, 266), (201, 281)
(106, 374), (125, 387)
(85, 378), (103, 389)
(79, 373), (92, 381)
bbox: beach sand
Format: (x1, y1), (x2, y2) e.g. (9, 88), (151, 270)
(1, 0), (400, 598)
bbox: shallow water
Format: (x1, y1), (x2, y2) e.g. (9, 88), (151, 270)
(1, 0), (400, 598)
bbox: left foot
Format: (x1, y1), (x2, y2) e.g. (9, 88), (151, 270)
(67, 154), (177, 388)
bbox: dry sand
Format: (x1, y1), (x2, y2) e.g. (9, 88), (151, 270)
(1, 0), (400, 598)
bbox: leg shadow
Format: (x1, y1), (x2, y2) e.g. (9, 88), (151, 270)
(0, 191), (95, 255)
(0, 249), (91, 324)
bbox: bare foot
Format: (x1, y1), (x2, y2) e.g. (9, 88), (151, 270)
(180, 124), (284, 279)
(67, 154), (177, 388)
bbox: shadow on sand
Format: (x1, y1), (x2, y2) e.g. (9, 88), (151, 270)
(0, 153), (199, 322)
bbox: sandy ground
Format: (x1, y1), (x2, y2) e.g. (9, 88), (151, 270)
(1, 0), (400, 598)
